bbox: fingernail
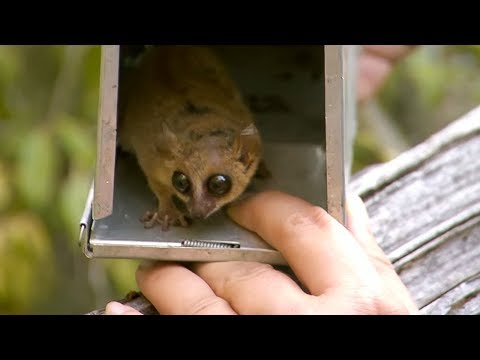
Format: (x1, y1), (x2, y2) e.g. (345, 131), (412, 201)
(346, 193), (371, 233)
(105, 301), (131, 315)
(346, 193), (369, 220)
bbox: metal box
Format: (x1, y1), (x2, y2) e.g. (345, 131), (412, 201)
(79, 45), (356, 266)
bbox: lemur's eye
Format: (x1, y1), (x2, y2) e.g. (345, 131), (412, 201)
(172, 171), (191, 194)
(207, 174), (232, 196)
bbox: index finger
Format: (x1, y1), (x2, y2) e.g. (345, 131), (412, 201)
(227, 191), (380, 296)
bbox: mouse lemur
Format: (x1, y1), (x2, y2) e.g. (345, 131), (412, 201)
(118, 46), (266, 231)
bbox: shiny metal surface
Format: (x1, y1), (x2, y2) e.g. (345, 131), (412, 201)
(89, 142), (326, 264)
(324, 45), (346, 225)
(79, 181), (94, 258)
(94, 45), (119, 220)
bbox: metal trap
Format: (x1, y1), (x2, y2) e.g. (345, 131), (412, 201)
(79, 45), (356, 266)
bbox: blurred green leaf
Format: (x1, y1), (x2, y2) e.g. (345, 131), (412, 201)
(447, 45), (480, 64)
(15, 128), (60, 211)
(0, 100), (9, 119)
(105, 259), (140, 295)
(54, 113), (96, 171)
(0, 121), (28, 162)
(0, 162), (11, 211)
(0, 46), (21, 119)
(0, 213), (53, 313)
(0, 46), (21, 85)
(82, 46), (101, 90)
(352, 130), (391, 174)
(406, 49), (449, 108)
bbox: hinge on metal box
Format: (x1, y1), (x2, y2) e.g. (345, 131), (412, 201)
(79, 181), (94, 259)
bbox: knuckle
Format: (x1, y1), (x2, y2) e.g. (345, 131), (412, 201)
(274, 297), (318, 315)
(342, 285), (412, 315)
(285, 206), (333, 234)
(187, 295), (230, 315)
(222, 263), (275, 291)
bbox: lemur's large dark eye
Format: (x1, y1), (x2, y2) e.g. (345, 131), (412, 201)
(207, 174), (232, 196)
(172, 171), (191, 194)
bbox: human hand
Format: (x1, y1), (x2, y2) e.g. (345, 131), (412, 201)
(105, 191), (418, 315)
(358, 45), (416, 103)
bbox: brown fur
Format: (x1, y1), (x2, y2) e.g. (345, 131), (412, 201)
(118, 46), (262, 230)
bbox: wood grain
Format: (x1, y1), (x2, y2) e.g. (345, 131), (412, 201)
(351, 105), (480, 314)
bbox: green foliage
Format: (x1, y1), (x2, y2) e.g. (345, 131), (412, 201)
(376, 45), (480, 147)
(354, 45), (480, 171)
(54, 113), (96, 172)
(0, 213), (54, 313)
(0, 45), (135, 314)
(104, 259), (142, 295)
(352, 130), (390, 174)
(0, 162), (11, 211)
(15, 128), (61, 211)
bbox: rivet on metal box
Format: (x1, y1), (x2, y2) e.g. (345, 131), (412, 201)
(79, 45), (357, 266)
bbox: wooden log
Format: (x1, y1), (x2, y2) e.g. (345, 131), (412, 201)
(350, 105), (480, 314)
(87, 106), (480, 315)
